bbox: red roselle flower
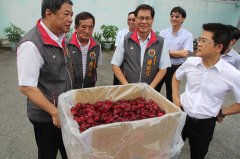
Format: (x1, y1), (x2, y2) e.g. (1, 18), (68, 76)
(70, 97), (165, 132)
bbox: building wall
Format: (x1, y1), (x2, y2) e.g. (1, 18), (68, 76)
(0, 0), (239, 41)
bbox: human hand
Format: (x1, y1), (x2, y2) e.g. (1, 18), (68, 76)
(51, 109), (61, 128)
(216, 109), (225, 123)
(216, 115), (224, 123)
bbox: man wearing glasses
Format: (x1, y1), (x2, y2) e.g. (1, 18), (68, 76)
(68, 12), (102, 89)
(172, 23), (240, 159)
(113, 11), (136, 85)
(111, 4), (170, 89)
(155, 6), (193, 102)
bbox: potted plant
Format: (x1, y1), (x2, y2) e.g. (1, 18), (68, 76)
(93, 31), (102, 44)
(100, 25), (118, 51)
(3, 23), (25, 51)
(66, 27), (74, 39)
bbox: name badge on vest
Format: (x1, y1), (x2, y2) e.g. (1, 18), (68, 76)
(146, 59), (152, 76)
(90, 52), (96, 60)
(148, 49), (156, 57)
(148, 49), (156, 65)
(88, 61), (93, 77)
(65, 49), (71, 64)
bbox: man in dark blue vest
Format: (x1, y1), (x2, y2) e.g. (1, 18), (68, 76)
(67, 12), (102, 89)
(111, 4), (171, 89)
(17, 0), (73, 158)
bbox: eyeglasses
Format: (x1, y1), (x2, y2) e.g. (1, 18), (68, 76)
(136, 16), (152, 22)
(128, 18), (135, 22)
(197, 37), (217, 45)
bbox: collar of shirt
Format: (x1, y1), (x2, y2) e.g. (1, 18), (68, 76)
(193, 57), (224, 72)
(223, 48), (234, 57)
(137, 32), (151, 44)
(171, 27), (183, 37)
(40, 20), (64, 48)
(76, 34), (90, 51)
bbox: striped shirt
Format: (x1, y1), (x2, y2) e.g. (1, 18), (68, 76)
(159, 27), (193, 65)
(77, 39), (90, 79)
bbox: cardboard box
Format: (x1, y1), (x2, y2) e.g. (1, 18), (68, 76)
(58, 83), (186, 159)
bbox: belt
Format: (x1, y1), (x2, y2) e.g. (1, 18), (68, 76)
(171, 64), (182, 68)
(186, 115), (216, 123)
(180, 106), (216, 123)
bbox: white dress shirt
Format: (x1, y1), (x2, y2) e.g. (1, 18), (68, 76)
(159, 27), (193, 65)
(222, 48), (240, 70)
(17, 20), (65, 87)
(115, 28), (129, 47)
(111, 32), (171, 69)
(176, 57), (240, 119)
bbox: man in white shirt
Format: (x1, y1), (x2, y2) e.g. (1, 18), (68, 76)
(172, 23), (240, 159)
(111, 4), (171, 89)
(17, 0), (73, 158)
(113, 11), (135, 85)
(115, 11), (136, 47)
(222, 25), (240, 70)
(67, 12), (102, 88)
(155, 6), (193, 102)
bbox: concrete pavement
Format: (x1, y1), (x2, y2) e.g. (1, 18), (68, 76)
(0, 50), (239, 159)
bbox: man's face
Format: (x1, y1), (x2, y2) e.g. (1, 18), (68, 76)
(75, 18), (94, 42)
(135, 10), (153, 35)
(196, 31), (222, 59)
(50, 3), (73, 35)
(170, 12), (185, 27)
(127, 13), (135, 31)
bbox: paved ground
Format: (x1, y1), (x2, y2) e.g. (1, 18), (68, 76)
(0, 49), (239, 159)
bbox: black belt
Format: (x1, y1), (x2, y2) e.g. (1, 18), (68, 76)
(186, 115), (216, 123)
(180, 106), (216, 123)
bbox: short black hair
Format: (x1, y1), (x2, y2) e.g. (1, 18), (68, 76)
(41, 0), (73, 18)
(203, 23), (231, 54)
(134, 4), (155, 19)
(170, 6), (186, 18)
(75, 12), (95, 27)
(128, 11), (135, 16)
(227, 25), (240, 41)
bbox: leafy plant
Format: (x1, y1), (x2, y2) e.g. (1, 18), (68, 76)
(100, 25), (119, 43)
(3, 23), (25, 42)
(93, 31), (102, 43)
(66, 27), (74, 39)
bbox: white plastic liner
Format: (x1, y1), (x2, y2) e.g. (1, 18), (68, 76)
(58, 83), (186, 159)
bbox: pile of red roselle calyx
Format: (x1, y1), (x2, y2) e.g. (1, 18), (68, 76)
(71, 97), (165, 132)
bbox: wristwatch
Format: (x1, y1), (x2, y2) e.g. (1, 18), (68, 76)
(219, 109), (225, 118)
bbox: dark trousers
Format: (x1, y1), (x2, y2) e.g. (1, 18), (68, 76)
(182, 115), (216, 159)
(155, 66), (179, 102)
(113, 74), (120, 85)
(30, 120), (68, 159)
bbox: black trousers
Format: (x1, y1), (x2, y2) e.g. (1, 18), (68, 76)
(30, 120), (68, 159)
(113, 74), (120, 85)
(155, 66), (179, 102)
(182, 115), (216, 159)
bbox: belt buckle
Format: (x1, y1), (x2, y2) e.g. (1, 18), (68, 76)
(187, 115), (198, 123)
